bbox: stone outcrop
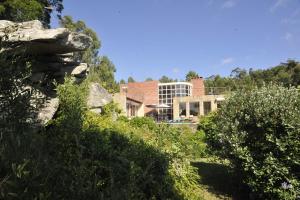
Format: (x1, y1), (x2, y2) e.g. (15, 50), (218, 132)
(0, 20), (92, 125)
(87, 83), (113, 114)
(0, 20), (91, 55)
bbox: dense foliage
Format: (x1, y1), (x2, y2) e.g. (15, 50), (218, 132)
(0, 71), (207, 199)
(0, 0), (63, 27)
(88, 56), (119, 93)
(205, 60), (300, 90)
(185, 71), (199, 81)
(200, 85), (300, 199)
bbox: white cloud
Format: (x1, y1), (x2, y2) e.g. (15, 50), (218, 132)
(222, 0), (236, 9)
(283, 32), (293, 41)
(172, 67), (179, 73)
(270, 0), (289, 13)
(221, 57), (234, 65)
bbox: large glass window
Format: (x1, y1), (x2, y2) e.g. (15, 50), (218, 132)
(179, 102), (186, 116)
(189, 102), (199, 116)
(159, 83), (191, 120)
(204, 101), (211, 115)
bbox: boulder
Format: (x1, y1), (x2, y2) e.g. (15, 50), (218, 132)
(37, 98), (59, 125)
(87, 83), (113, 112)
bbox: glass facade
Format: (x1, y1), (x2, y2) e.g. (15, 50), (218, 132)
(189, 102), (200, 116)
(203, 101), (211, 115)
(158, 83), (192, 120)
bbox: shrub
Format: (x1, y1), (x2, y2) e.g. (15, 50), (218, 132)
(207, 85), (300, 199)
(129, 116), (157, 131)
(198, 112), (219, 155)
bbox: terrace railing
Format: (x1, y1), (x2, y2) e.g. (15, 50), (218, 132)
(205, 87), (231, 95)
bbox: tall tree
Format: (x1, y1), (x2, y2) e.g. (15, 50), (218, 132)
(159, 75), (174, 83)
(119, 79), (126, 84)
(89, 56), (118, 93)
(0, 0), (63, 27)
(128, 76), (135, 83)
(60, 16), (101, 65)
(185, 71), (199, 81)
(145, 77), (153, 81)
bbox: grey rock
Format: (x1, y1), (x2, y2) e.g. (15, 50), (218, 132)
(71, 63), (88, 77)
(0, 20), (92, 55)
(0, 20), (94, 127)
(87, 83), (112, 109)
(37, 98), (59, 125)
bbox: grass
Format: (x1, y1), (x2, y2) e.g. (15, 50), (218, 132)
(192, 158), (250, 200)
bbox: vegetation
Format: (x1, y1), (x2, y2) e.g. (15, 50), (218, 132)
(186, 71), (199, 81)
(0, 0), (63, 27)
(205, 60), (300, 90)
(88, 56), (119, 93)
(159, 75), (177, 83)
(2, 1), (300, 199)
(200, 85), (300, 199)
(60, 15), (101, 65)
(127, 76), (135, 83)
(60, 16), (119, 93)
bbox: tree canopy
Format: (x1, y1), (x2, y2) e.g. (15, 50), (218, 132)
(159, 75), (175, 83)
(128, 76), (135, 83)
(60, 15), (101, 65)
(185, 71), (199, 81)
(205, 60), (300, 90)
(0, 0), (63, 27)
(145, 77), (153, 81)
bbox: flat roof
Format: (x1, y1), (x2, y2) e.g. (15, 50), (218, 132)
(158, 82), (193, 86)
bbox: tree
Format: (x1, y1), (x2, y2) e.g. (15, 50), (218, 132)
(185, 71), (199, 81)
(88, 56), (118, 93)
(60, 16), (101, 65)
(119, 79), (126, 84)
(159, 75), (174, 83)
(128, 76), (135, 83)
(0, 0), (63, 27)
(145, 77), (153, 81)
(204, 85), (300, 199)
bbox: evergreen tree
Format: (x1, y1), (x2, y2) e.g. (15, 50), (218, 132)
(128, 76), (135, 83)
(185, 71), (199, 81)
(0, 0), (63, 27)
(60, 15), (101, 65)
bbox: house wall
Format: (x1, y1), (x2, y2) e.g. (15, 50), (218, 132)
(173, 95), (224, 121)
(113, 93), (144, 117)
(121, 81), (159, 115)
(191, 78), (205, 96)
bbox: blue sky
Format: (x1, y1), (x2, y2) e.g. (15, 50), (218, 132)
(52, 0), (300, 81)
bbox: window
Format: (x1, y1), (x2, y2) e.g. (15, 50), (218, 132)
(204, 101), (211, 115)
(217, 101), (222, 109)
(179, 102), (186, 116)
(189, 102), (199, 116)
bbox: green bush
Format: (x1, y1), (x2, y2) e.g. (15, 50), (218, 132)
(129, 116), (157, 131)
(1, 71), (206, 199)
(206, 85), (300, 199)
(198, 113), (219, 155)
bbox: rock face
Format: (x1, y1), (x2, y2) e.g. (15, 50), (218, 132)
(0, 20), (91, 54)
(0, 20), (92, 125)
(87, 83), (113, 114)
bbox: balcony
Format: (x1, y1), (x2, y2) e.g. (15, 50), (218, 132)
(205, 87), (231, 95)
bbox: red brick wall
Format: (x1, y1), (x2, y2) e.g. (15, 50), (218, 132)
(191, 78), (205, 96)
(125, 81), (159, 114)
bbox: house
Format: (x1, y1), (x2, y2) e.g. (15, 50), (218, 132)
(113, 77), (228, 121)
